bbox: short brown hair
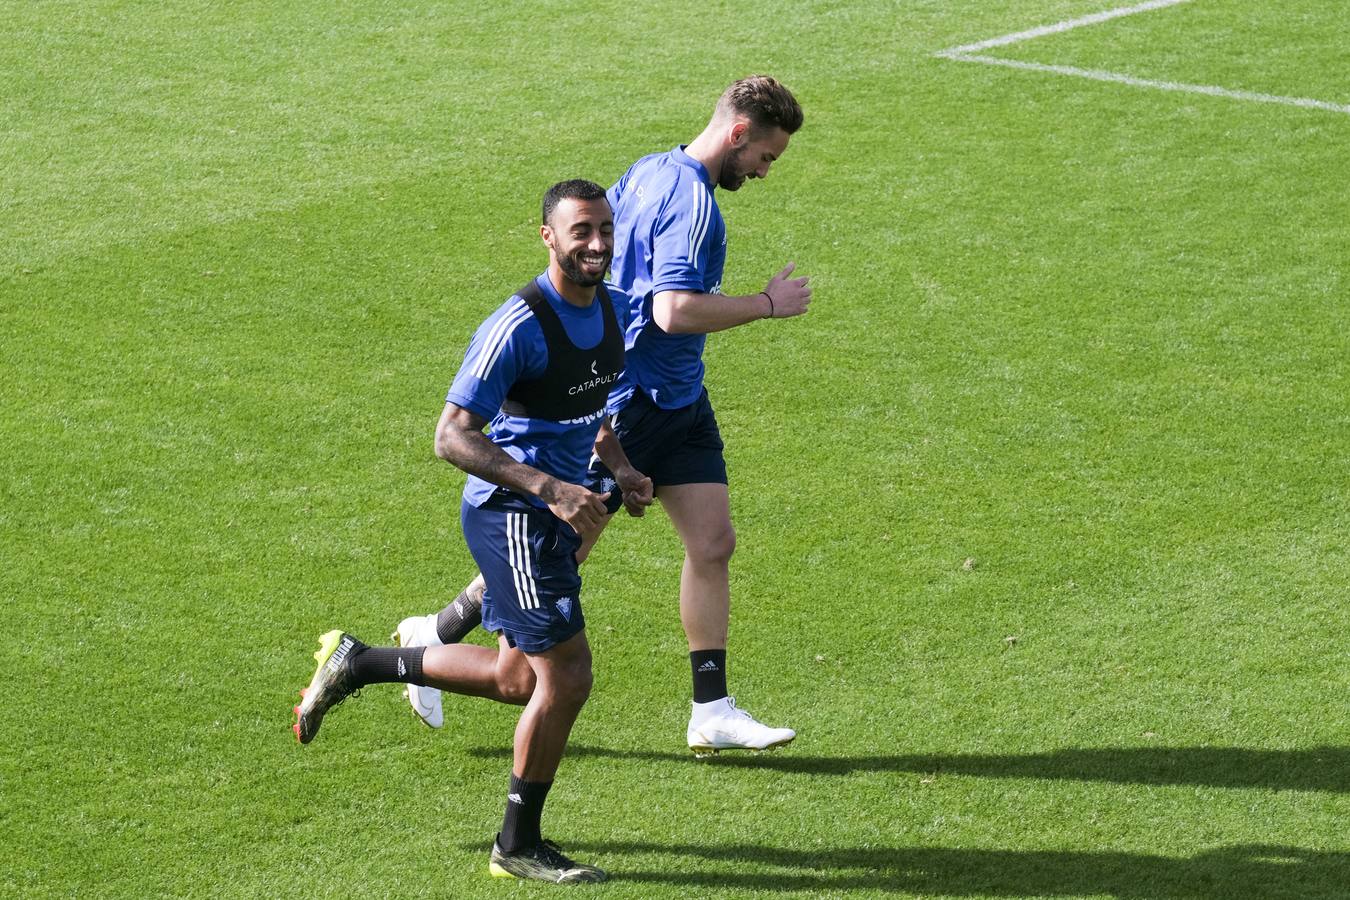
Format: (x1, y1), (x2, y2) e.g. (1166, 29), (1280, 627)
(716, 75), (803, 135)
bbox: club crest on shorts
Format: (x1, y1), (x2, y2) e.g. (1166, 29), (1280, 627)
(555, 597), (574, 622)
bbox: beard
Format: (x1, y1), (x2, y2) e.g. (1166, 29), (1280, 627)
(718, 144), (754, 191)
(553, 242), (611, 287)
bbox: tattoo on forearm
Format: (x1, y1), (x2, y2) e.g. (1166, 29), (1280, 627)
(446, 428), (544, 498)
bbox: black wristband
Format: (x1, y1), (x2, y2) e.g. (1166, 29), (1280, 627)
(761, 291), (774, 319)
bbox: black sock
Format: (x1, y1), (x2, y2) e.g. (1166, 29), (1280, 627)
(348, 646), (425, 687)
(499, 773), (552, 853)
(436, 589), (483, 644)
(690, 649), (728, 703)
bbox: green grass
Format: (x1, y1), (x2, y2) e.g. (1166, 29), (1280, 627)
(3, 1), (1348, 897)
(992, 0), (1350, 100)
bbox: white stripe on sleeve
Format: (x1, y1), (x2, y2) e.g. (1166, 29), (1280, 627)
(470, 299), (530, 380)
(688, 183), (711, 271)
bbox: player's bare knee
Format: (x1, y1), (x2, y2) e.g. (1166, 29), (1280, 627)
(538, 672), (590, 712)
(554, 656), (593, 708)
(568, 662), (594, 706)
(691, 523), (736, 567)
(497, 665), (536, 703)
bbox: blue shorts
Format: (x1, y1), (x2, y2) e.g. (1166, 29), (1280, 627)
(461, 491), (586, 653)
(586, 387), (728, 514)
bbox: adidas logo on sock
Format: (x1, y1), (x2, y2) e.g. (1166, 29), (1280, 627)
(508, 793), (524, 805)
(397, 657), (407, 678)
(697, 660), (720, 672)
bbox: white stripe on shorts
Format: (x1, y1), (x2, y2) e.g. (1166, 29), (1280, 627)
(507, 512), (540, 609)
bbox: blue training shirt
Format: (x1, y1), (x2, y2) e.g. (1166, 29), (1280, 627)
(607, 145), (727, 410)
(446, 272), (631, 508)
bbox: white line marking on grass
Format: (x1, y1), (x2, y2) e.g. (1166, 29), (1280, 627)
(938, 0), (1191, 55)
(936, 0), (1350, 117)
(948, 55), (1350, 115)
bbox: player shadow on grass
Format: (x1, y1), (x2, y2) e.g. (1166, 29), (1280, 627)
(562, 842), (1349, 898)
(467, 744), (1350, 793)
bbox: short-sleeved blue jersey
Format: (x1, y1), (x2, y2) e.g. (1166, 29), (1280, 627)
(446, 272), (631, 508)
(607, 145), (727, 411)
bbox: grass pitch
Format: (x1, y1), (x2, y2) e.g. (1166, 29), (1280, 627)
(3, 1), (1347, 897)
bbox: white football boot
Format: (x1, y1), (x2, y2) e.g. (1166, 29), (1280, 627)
(392, 613), (443, 728)
(686, 696), (795, 757)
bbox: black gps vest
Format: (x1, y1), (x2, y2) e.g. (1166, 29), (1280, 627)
(499, 279), (624, 421)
